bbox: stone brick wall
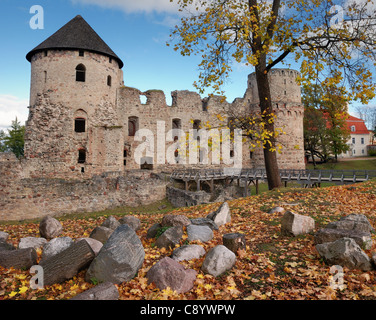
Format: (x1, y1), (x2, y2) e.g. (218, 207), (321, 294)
(0, 162), (167, 221)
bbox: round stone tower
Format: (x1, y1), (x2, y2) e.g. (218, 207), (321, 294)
(24, 15), (125, 178)
(245, 68), (305, 170)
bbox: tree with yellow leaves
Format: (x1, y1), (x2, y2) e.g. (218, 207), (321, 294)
(168, 0), (376, 189)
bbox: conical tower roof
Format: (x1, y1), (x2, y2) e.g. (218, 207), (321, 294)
(26, 15), (123, 68)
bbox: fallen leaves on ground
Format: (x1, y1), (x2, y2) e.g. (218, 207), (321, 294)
(1, 179), (376, 300)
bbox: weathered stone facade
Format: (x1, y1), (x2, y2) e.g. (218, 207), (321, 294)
(0, 15), (305, 221)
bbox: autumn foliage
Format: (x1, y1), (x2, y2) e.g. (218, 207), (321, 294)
(1, 179), (376, 300)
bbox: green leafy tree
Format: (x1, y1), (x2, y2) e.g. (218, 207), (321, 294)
(168, 0), (376, 189)
(303, 84), (350, 164)
(1, 118), (25, 158)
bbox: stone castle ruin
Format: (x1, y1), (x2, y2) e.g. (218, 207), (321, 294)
(0, 15), (304, 221)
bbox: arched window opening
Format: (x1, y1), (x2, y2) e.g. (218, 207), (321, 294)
(107, 75), (112, 87)
(78, 149), (86, 164)
(74, 118), (86, 133)
(128, 117), (139, 136)
(76, 64), (86, 82)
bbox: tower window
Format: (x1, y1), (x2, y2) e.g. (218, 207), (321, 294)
(107, 75), (112, 87)
(79, 50), (84, 57)
(74, 118), (86, 133)
(76, 64), (86, 82)
(78, 149), (86, 164)
(128, 117), (139, 136)
(44, 50), (48, 57)
(44, 71), (47, 83)
(109, 57), (112, 63)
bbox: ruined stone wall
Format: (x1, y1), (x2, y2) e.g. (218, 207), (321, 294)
(0, 160), (167, 221)
(117, 87), (254, 172)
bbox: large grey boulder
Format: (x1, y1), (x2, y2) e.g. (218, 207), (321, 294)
(206, 202), (231, 227)
(161, 215), (191, 228)
(314, 228), (373, 250)
(119, 216), (141, 231)
(326, 214), (374, 233)
(146, 257), (197, 293)
(316, 237), (372, 271)
(18, 237), (47, 250)
(85, 224), (145, 284)
(171, 244), (206, 262)
(201, 245), (236, 277)
(39, 216), (63, 240)
(281, 211), (315, 236)
(89, 226), (113, 244)
(155, 226), (183, 249)
(186, 225), (213, 243)
(314, 214), (374, 250)
(41, 237), (73, 263)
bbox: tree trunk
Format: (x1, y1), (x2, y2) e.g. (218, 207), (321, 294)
(254, 59), (282, 190)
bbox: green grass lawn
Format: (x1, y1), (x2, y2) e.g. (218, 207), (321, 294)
(306, 158), (376, 171)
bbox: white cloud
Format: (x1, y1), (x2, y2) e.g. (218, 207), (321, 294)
(0, 95), (29, 131)
(70, 0), (182, 14)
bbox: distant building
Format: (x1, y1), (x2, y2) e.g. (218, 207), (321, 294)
(339, 115), (373, 158)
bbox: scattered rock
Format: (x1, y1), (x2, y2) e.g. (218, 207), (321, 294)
(161, 214), (191, 228)
(155, 226), (183, 249)
(85, 225), (145, 284)
(186, 224), (213, 243)
(70, 282), (119, 300)
(316, 237), (372, 271)
(314, 228), (373, 250)
(206, 202), (231, 227)
(327, 214), (374, 233)
(146, 223), (162, 239)
(41, 237), (73, 262)
(76, 238), (103, 256)
(201, 245), (236, 277)
(281, 211), (315, 236)
(39, 216), (63, 240)
(40, 239), (96, 286)
(0, 241), (15, 251)
(0, 231), (9, 242)
(89, 226), (113, 244)
(18, 237), (47, 250)
(119, 216), (141, 231)
(146, 257), (197, 293)
(0, 248), (38, 269)
(190, 218), (219, 230)
(223, 233), (246, 254)
(171, 244), (206, 262)
(101, 216), (120, 231)
(268, 206), (285, 214)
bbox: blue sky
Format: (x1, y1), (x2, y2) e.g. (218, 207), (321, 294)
(0, 0), (373, 130)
